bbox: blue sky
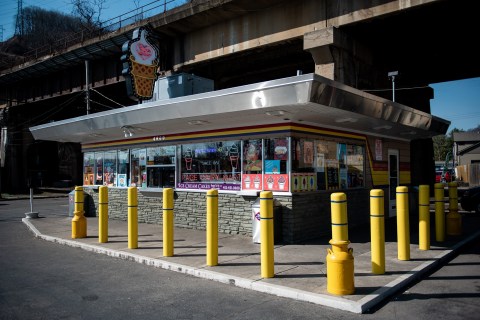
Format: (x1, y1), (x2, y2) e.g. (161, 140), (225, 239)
(430, 77), (480, 133)
(1, 0), (479, 133)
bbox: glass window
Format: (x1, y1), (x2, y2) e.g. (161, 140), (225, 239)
(146, 146), (176, 188)
(291, 138), (315, 191)
(263, 138), (289, 191)
(117, 150), (129, 187)
(147, 167), (175, 188)
(103, 151), (117, 186)
(347, 144), (364, 188)
(94, 152), (104, 185)
(83, 152), (95, 186)
(130, 148), (147, 187)
(179, 141), (241, 191)
(242, 139), (263, 190)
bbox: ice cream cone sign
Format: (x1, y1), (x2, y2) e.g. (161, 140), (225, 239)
(121, 26), (160, 101)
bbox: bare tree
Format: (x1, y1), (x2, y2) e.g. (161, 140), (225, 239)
(70, 0), (107, 30)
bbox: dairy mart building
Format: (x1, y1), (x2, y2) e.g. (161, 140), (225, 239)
(30, 73), (449, 244)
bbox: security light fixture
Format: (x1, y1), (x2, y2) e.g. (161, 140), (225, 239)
(388, 71), (399, 102)
(122, 126), (134, 137)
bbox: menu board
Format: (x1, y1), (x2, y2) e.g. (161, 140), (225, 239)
(326, 160), (339, 189)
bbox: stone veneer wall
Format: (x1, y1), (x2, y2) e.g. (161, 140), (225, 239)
(83, 187), (372, 244)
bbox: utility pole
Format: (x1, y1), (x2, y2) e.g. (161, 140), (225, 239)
(85, 60), (90, 114)
(15, 0), (24, 36)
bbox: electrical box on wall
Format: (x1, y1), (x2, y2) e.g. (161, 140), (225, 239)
(144, 73), (214, 103)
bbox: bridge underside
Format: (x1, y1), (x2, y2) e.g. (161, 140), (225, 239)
(0, 0), (475, 192)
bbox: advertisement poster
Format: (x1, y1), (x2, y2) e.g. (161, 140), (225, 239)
(326, 159), (339, 189)
(117, 174), (127, 187)
(303, 141), (313, 165)
(274, 139), (288, 160)
(264, 174), (289, 191)
(316, 153), (325, 172)
(243, 174), (262, 190)
(243, 140), (262, 171)
(265, 160), (280, 174)
(337, 143), (347, 167)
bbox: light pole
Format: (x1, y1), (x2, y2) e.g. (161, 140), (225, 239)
(388, 71), (398, 102)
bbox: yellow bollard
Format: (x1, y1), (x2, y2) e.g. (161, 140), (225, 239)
(260, 191), (274, 278)
(418, 185), (430, 250)
(434, 183), (445, 242)
(370, 189), (385, 274)
(98, 186), (108, 243)
(72, 186), (87, 239)
(128, 186), (138, 249)
(396, 186), (410, 260)
(163, 188), (174, 257)
(446, 182), (462, 236)
(327, 192), (355, 295)
(206, 189), (218, 266)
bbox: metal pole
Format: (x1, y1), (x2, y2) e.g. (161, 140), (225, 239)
(206, 189), (218, 266)
(396, 186), (410, 260)
(418, 185), (430, 250)
(370, 189), (385, 274)
(128, 187), (138, 249)
(30, 187), (33, 212)
(85, 60), (90, 115)
(392, 76), (395, 102)
(163, 188), (174, 256)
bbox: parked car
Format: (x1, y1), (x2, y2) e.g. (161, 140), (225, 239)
(460, 185), (480, 213)
(435, 168), (454, 183)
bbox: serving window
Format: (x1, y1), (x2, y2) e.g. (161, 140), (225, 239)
(178, 141), (241, 191)
(263, 138), (289, 191)
(292, 138), (364, 191)
(146, 146), (176, 188)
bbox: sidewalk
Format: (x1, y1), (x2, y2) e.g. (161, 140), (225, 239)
(22, 208), (480, 314)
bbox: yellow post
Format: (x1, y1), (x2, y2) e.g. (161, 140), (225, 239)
(370, 189), (385, 274)
(434, 183), (445, 242)
(206, 189), (218, 266)
(327, 192), (355, 295)
(71, 186), (87, 238)
(446, 182), (462, 235)
(260, 191), (274, 278)
(98, 186), (108, 243)
(418, 185), (430, 250)
(128, 186), (138, 249)
(163, 188), (174, 257)
(396, 186), (410, 260)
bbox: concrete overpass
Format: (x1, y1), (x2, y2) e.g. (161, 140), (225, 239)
(0, 0), (476, 192)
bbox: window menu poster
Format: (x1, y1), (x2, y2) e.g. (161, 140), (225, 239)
(303, 141), (313, 165)
(274, 139), (288, 160)
(264, 174), (289, 191)
(117, 174), (127, 187)
(243, 140), (261, 171)
(326, 159), (339, 189)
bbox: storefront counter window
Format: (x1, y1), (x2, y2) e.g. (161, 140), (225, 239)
(242, 139), (263, 190)
(83, 152), (95, 185)
(292, 138), (364, 191)
(117, 150), (129, 187)
(103, 151), (117, 186)
(95, 152), (104, 185)
(146, 146), (176, 188)
(130, 149), (146, 187)
(179, 141), (241, 190)
(263, 138), (289, 192)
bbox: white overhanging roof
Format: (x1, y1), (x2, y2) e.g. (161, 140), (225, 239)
(29, 73), (450, 144)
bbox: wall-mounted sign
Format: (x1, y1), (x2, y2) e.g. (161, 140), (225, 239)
(121, 26), (160, 101)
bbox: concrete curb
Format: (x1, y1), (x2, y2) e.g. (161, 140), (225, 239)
(22, 218), (480, 314)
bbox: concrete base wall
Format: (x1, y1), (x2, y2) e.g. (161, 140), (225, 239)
(84, 188), (371, 244)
